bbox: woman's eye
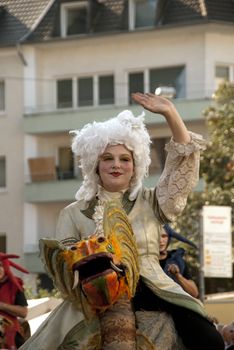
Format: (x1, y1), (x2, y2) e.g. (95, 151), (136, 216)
(121, 158), (131, 162)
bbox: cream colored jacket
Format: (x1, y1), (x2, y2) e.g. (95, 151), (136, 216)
(55, 132), (206, 315)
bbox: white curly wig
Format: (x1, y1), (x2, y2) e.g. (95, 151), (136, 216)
(70, 109), (151, 202)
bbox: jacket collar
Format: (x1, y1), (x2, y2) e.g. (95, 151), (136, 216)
(81, 190), (136, 219)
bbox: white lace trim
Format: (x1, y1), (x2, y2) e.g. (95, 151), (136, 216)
(156, 131), (206, 221)
(92, 187), (125, 236)
(165, 131), (206, 159)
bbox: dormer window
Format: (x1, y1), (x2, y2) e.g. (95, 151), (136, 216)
(129, 0), (157, 30)
(61, 1), (88, 37)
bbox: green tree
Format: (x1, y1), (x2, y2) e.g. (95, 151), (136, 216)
(174, 82), (234, 294)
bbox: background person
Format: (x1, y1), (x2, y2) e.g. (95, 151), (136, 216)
(159, 224), (199, 298)
(218, 322), (234, 350)
(0, 253), (29, 349)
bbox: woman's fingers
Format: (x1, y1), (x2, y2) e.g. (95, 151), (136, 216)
(145, 93), (155, 97)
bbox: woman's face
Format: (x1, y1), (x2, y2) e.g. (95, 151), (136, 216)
(98, 144), (134, 192)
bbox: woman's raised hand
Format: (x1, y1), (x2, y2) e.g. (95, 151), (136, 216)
(131, 92), (190, 143)
(131, 92), (174, 117)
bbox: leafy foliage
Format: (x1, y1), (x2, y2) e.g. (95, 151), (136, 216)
(174, 82), (234, 293)
(201, 82), (234, 189)
(24, 279), (60, 300)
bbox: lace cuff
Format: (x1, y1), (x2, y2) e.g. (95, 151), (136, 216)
(156, 131), (206, 221)
(165, 132), (206, 159)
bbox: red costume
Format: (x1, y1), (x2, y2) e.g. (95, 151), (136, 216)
(0, 253), (28, 349)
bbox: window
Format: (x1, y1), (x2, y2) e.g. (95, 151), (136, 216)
(77, 74), (114, 106)
(57, 73), (115, 108)
(128, 72), (144, 104)
(129, 0), (157, 30)
(57, 147), (74, 180)
(57, 79), (73, 108)
(216, 66), (229, 80)
(128, 66), (185, 100)
(78, 77), (93, 106)
(215, 65), (233, 90)
(150, 137), (170, 174)
(150, 66), (186, 98)
(0, 80), (5, 111)
(0, 156), (6, 188)
(0, 234), (6, 252)
(61, 2), (88, 37)
(99, 75), (114, 105)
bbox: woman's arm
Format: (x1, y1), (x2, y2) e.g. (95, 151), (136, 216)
(132, 92), (206, 221)
(131, 92), (190, 143)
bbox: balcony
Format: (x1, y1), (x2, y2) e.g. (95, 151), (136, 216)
(23, 98), (213, 135)
(24, 173), (160, 203)
(24, 172), (204, 204)
(25, 156), (82, 202)
(24, 178), (81, 203)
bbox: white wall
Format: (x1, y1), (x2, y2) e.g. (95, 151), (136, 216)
(30, 24), (209, 112)
(24, 202), (69, 252)
(22, 23), (234, 114)
(204, 26), (234, 96)
(0, 49), (25, 255)
(36, 134), (72, 159)
(24, 203), (38, 251)
(37, 203), (67, 239)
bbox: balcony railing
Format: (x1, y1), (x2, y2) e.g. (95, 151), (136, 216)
(26, 157), (82, 184)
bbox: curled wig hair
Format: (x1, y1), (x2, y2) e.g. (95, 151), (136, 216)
(70, 110), (151, 202)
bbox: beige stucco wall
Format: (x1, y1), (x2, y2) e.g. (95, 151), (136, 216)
(204, 27), (234, 96)
(0, 49), (25, 258)
(21, 23), (234, 114)
(24, 202), (66, 252)
(28, 25), (207, 110)
(204, 300), (234, 324)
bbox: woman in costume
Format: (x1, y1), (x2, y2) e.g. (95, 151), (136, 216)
(20, 92), (224, 350)
(159, 224), (199, 298)
(0, 253), (29, 349)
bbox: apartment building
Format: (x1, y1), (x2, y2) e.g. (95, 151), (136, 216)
(0, 0), (234, 284)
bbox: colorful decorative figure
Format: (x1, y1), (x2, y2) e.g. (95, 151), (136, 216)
(40, 200), (140, 349)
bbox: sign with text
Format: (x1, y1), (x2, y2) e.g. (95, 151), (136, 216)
(202, 206), (232, 278)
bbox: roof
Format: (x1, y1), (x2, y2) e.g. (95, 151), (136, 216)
(0, 0), (233, 47)
(160, 0), (234, 25)
(0, 0), (53, 46)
